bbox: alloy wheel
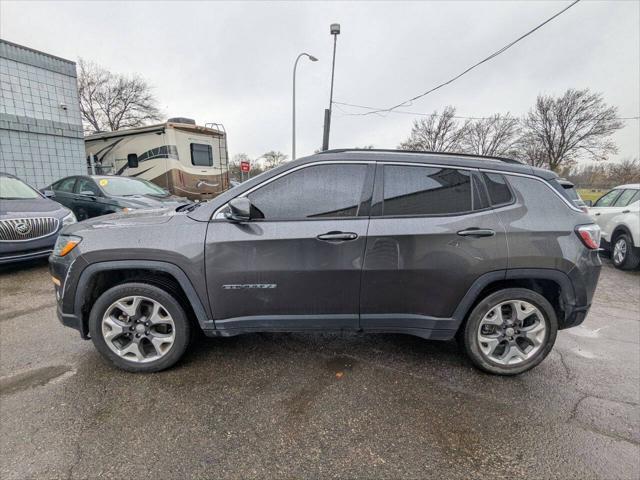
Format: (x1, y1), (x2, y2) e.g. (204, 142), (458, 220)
(101, 295), (176, 363)
(613, 238), (627, 265)
(477, 300), (547, 365)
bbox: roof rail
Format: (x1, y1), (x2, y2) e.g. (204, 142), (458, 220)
(317, 148), (522, 164)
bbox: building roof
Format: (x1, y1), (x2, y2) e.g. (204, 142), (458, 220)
(0, 38), (76, 77)
(84, 121), (225, 141)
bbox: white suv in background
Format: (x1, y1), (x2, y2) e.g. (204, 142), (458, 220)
(588, 184), (640, 270)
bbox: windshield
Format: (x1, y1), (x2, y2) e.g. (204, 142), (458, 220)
(98, 177), (168, 196)
(0, 176), (41, 200)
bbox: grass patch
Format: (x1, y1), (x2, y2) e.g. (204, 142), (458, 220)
(577, 189), (607, 202)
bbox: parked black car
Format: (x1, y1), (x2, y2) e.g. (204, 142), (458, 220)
(42, 175), (190, 220)
(50, 150), (602, 375)
(0, 172), (76, 264)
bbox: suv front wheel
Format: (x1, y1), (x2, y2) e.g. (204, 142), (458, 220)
(611, 233), (640, 270)
(89, 283), (191, 372)
(462, 288), (558, 375)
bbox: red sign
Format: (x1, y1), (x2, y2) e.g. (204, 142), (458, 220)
(240, 161), (251, 173)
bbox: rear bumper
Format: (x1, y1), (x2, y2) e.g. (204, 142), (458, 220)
(560, 304), (591, 330)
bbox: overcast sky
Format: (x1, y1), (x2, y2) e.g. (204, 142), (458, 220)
(1, 0), (638, 163)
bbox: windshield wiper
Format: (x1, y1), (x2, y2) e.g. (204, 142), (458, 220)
(176, 202), (202, 212)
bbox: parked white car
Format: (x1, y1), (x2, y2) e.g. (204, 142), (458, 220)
(588, 184), (640, 270)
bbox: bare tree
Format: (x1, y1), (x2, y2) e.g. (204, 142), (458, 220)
(460, 114), (520, 157)
(519, 89), (624, 171)
(78, 59), (162, 133)
(607, 158), (640, 185)
(399, 106), (469, 152)
(514, 135), (549, 168)
(262, 151), (288, 170)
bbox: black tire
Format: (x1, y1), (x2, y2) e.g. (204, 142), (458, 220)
(89, 282), (191, 373)
(611, 233), (640, 270)
(462, 288), (558, 376)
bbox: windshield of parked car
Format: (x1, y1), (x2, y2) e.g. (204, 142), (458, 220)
(97, 177), (169, 197)
(0, 176), (41, 199)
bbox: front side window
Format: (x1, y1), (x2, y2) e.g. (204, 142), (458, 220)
(54, 177), (77, 193)
(382, 165), (472, 216)
(594, 189), (622, 207)
(0, 176), (40, 199)
(612, 189), (640, 207)
(191, 143), (213, 167)
(75, 178), (101, 195)
(247, 164), (368, 220)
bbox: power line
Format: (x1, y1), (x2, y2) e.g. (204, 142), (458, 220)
(346, 0), (582, 116)
(333, 101), (640, 122)
(333, 101), (494, 119)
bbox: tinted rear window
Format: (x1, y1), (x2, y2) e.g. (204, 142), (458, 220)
(482, 173), (513, 206)
(382, 165), (472, 216)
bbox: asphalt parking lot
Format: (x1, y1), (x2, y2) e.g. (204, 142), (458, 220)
(0, 259), (638, 479)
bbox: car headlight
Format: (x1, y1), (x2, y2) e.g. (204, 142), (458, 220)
(62, 211), (77, 225)
(52, 235), (82, 257)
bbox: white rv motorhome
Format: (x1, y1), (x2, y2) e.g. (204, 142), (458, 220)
(84, 118), (229, 201)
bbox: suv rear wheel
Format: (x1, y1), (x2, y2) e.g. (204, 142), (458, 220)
(89, 283), (191, 372)
(462, 288), (558, 375)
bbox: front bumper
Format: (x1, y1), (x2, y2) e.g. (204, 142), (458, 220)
(50, 251), (89, 338)
(56, 304), (89, 338)
(0, 248), (52, 264)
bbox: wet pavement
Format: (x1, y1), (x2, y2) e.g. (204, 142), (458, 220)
(1, 259), (638, 479)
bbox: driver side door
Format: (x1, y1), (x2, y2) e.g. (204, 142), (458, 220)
(205, 162), (374, 331)
(74, 177), (104, 219)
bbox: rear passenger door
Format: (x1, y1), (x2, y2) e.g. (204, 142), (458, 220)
(360, 163), (508, 332)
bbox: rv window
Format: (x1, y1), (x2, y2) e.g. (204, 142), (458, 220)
(191, 143), (213, 167)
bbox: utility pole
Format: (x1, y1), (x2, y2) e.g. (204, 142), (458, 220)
(322, 23), (340, 151)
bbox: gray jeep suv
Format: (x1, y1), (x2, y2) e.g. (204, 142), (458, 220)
(49, 150), (602, 375)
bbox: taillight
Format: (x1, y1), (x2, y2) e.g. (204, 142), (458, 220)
(576, 224), (601, 250)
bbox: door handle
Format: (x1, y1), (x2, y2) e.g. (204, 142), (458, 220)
(457, 228), (495, 237)
(622, 210), (630, 214)
(594, 212), (601, 216)
(317, 231), (358, 242)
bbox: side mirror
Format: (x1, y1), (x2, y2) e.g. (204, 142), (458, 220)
(42, 190), (55, 198)
(584, 200), (593, 207)
(225, 197), (252, 222)
(127, 153), (139, 169)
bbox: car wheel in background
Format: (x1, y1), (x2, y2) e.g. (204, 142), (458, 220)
(89, 283), (191, 372)
(462, 288), (558, 376)
(611, 233), (640, 270)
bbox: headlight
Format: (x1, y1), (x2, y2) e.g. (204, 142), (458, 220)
(62, 211), (76, 225)
(52, 235), (82, 257)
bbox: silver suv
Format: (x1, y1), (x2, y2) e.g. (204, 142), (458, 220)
(49, 150), (602, 375)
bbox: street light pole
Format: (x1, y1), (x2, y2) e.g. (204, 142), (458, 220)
(322, 23), (340, 151)
(292, 52), (318, 161)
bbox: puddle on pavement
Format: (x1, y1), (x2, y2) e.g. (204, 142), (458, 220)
(0, 365), (75, 396)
